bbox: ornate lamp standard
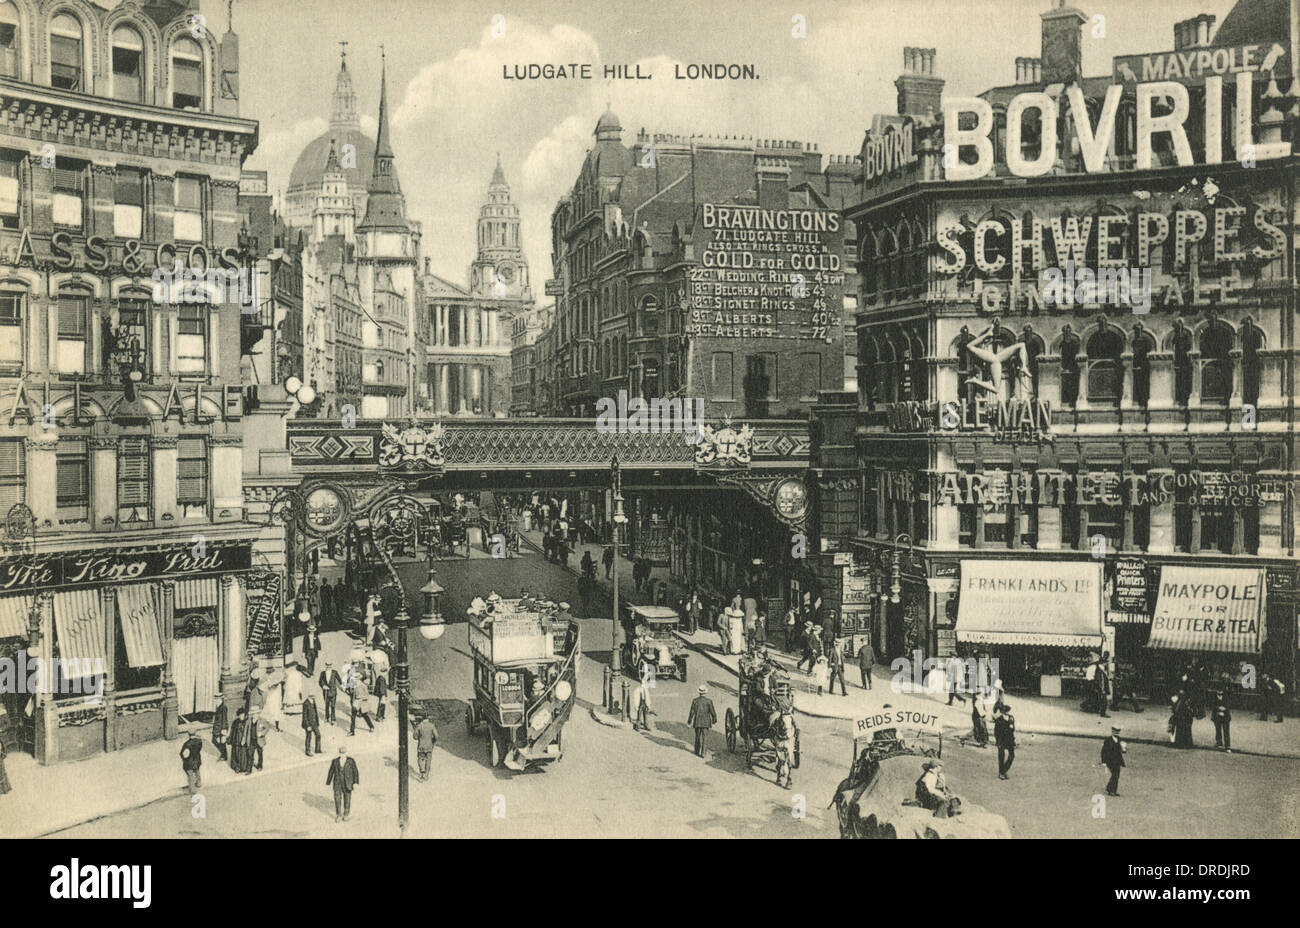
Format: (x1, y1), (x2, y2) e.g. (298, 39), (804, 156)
(610, 454), (629, 672)
(374, 537), (444, 838)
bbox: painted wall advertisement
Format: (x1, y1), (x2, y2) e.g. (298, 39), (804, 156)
(1113, 557), (1149, 614)
(688, 205), (845, 341)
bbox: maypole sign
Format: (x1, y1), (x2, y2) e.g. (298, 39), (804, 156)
(1112, 43), (1289, 86)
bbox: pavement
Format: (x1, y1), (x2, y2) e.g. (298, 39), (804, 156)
(673, 627), (1300, 759)
(516, 525), (1300, 761)
(2, 628), (398, 839)
(12, 545), (1300, 839)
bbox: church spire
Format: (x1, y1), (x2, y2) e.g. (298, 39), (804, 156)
(490, 152), (506, 188)
(373, 47), (394, 162)
(358, 47), (406, 232)
(329, 41), (360, 132)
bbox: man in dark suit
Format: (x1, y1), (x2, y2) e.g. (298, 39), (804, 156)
(302, 694), (322, 756)
(179, 731), (204, 793)
(687, 685), (717, 758)
(320, 579), (335, 626)
(1101, 725), (1126, 796)
(994, 704), (1016, 780)
(326, 746), (359, 822)
(826, 638), (847, 696)
(303, 623), (321, 676)
(319, 662), (342, 723)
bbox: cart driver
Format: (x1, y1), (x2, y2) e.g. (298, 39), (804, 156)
(772, 710), (795, 790)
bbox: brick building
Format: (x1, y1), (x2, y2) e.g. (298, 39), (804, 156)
(0, 0), (261, 763)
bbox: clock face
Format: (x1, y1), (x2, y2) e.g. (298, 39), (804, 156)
(498, 264), (515, 284)
(774, 478), (809, 521)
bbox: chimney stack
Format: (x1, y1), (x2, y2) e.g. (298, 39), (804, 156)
(1040, 3), (1087, 85)
(896, 46), (944, 117)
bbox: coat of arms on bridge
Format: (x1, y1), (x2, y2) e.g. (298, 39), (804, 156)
(379, 421), (446, 469)
(693, 419), (754, 468)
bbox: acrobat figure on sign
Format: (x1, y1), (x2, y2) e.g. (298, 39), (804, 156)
(965, 320), (1031, 402)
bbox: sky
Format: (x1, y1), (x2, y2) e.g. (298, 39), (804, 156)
(218, 0), (1243, 292)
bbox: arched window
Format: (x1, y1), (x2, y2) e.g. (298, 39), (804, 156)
(0, 2), (20, 78)
(860, 229), (878, 304)
(111, 25), (144, 103)
(375, 359), (385, 381)
(878, 337), (897, 404)
(1086, 326), (1124, 406)
(50, 12), (84, 92)
(1131, 326), (1155, 407)
(171, 37), (204, 110)
(896, 223), (912, 293)
(857, 332), (878, 408)
(1199, 321), (1234, 404)
(909, 333), (927, 402)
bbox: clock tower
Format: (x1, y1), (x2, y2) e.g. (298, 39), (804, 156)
(469, 155), (531, 301)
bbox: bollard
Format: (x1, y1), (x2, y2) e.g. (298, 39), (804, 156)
(621, 679), (630, 722)
(602, 665), (612, 709)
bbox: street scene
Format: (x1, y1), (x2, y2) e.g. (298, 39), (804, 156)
(0, 0), (1299, 845)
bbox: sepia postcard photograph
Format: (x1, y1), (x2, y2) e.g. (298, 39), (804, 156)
(0, 0), (1293, 902)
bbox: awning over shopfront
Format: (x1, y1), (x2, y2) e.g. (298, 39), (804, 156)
(0, 593), (32, 639)
(175, 578), (219, 611)
(1147, 566), (1265, 654)
(956, 560), (1104, 647)
(115, 584), (165, 668)
(52, 589), (106, 676)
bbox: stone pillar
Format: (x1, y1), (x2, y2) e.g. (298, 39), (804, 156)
(1036, 469), (1062, 550)
(90, 436), (117, 530)
(159, 580), (178, 740)
(46, 304), (57, 370)
(25, 435), (57, 531)
(218, 574), (247, 712)
(152, 436), (179, 524)
(101, 585), (118, 752)
(1148, 467), (1175, 553)
(439, 364), (450, 414)
(1149, 356), (1174, 410)
(1258, 470), (1285, 556)
(33, 593), (57, 765)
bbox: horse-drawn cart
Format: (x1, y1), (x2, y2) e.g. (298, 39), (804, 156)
(725, 653), (800, 784)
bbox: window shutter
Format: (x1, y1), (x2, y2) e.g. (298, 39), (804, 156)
(58, 297), (86, 337)
(115, 169), (143, 206)
(118, 438), (150, 505)
(177, 438), (207, 503)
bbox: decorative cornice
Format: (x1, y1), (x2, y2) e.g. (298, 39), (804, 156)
(209, 434), (245, 447)
(152, 436), (178, 449)
(89, 436), (118, 450)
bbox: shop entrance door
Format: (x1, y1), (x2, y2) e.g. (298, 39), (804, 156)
(174, 634), (220, 718)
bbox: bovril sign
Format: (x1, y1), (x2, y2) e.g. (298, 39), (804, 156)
(862, 121), (918, 185)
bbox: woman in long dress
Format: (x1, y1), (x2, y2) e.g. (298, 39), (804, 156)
(260, 675), (284, 732)
(728, 609), (746, 656)
(282, 664), (305, 715)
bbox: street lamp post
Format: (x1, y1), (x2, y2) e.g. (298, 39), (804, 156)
(610, 454), (628, 674)
(374, 535), (444, 838)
